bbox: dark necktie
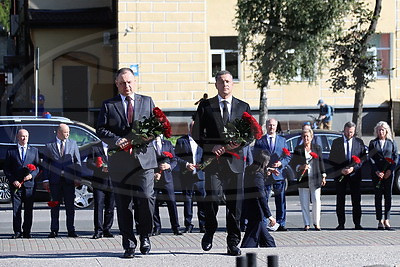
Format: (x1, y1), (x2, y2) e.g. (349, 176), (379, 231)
(222, 101), (229, 125)
(21, 147), (25, 162)
(126, 95), (134, 124)
(346, 139), (351, 163)
(269, 137), (274, 152)
(60, 141), (64, 157)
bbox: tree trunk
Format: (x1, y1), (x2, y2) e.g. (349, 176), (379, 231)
(352, 84), (365, 137)
(259, 79), (269, 131)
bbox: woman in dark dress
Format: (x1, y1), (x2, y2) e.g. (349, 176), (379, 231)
(241, 150), (276, 248)
(369, 121), (398, 230)
(290, 129), (326, 231)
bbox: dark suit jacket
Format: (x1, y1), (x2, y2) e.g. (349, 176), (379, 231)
(244, 169), (272, 220)
(175, 135), (205, 182)
(328, 136), (366, 180)
(155, 139), (177, 184)
(192, 95), (251, 173)
(97, 94), (157, 171)
(86, 142), (112, 190)
(42, 139), (81, 184)
(4, 145), (40, 188)
(254, 135), (290, 183)
(369, 138), (399, 175)
(290, 144), (325, 188)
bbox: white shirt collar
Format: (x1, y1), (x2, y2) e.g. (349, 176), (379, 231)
(217, 95), (233, 104)
(120, 94), (134, 101)
(17, 143), (27, 149)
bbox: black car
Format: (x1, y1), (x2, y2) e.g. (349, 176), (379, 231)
(0, 116), (100, 208)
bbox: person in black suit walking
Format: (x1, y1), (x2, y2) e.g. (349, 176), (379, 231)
(192, 70), (251, 256)
(369, 121), (399, 230)
(152, 136), (182, 236)
(97, 68), (158, 258)
(329, 122), (366, 230)
(175, 120), (206, 233)
(42, 124), (81, 238)
(4, 129), (40, 239)
(87, 141), (115, 239)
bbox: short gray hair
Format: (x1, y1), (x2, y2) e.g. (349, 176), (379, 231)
(344, 121), (356, 129)
(215, 70), (233, 82)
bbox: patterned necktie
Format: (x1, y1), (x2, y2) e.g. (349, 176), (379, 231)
(21, 147), (25, 162)
(60, 141), (64, 157)
(126, 95), (133, 124)
(222, 101), (229, 125)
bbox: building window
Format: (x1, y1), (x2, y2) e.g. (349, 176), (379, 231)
(369, 33), (391, 78)
(210, 36), (240, 81)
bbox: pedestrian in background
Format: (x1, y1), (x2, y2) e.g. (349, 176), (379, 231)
(369, 121), (398, 230)
(4, 129), (40, 239)
(317, 99), (333, 130)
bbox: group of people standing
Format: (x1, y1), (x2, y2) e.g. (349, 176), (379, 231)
(5, 68), (399, 259)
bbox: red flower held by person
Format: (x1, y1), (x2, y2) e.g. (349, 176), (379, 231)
(153, 107), (172, 138)
(47, 201), (60, 208)
(95, 157), (103, 168)
(223, 112), (262, 145)
(298, 152), (319, 182)
(338, 155), (362, 182)
(242, 112), (262, 140)
(14, 164), (37, 194)
(376, 157), (396, 188)
(162, 151), (173, 158)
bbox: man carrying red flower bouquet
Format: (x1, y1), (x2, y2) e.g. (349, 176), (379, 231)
(329, 122), (367, 230)
(192, 70), (252, 256)
(97, 68), (158, 258)
(4, 129), (40, 239)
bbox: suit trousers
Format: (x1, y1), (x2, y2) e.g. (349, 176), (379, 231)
(49, 181), (76, 233)
(204, 164), (243, 246)
(11, 186), (35, 234)
(373, 175), (394, 220)
(153, 180), (180, 230)
(336, 176), (362, 226)
(112, 168), (155, 250)
(298, 186), (321, 227)
(265, 180), (286, 226)
(182, 179), (206, 228)
(93, 187), (115, 234)
(241, 220), (276, 248)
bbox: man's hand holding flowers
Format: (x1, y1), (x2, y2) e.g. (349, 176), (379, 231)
(338, 155), (362, 182)
(376, 157), (395, 188)
(14, 164), (36, 193)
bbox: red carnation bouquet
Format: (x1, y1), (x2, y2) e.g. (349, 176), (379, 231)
(222, 112), (262, 145)
(298, 152), (318, 182)
(155, 151), (174, 182)
(338, 155), (362, 182)
(15, 164), (37, 194)
(95, 157), (107, 168)
(48, 200), (60, 208)
(376, 157), (396, 189)
(108, 107), (172, 156)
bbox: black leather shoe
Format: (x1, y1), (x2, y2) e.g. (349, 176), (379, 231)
(173, 228), (183, 235)
(48, 231), (58, 238)
(201, 233), (213, 251)
(12, 232), (22, 239)
(68, 231), (79, 238)
(123, 249), (135, 258)
(336, 225), (345, 230)
(22, 233), (32, 238)
(152, 228), (161, 236)
(103, 231), (114, 238)
(277, 225), (288, 231)
(92, 233), (102, 239)
(355, 225), (363, 230)
(227, 245), (241, 256)
(140, 236), (151, 255)
(183, 225), (194, 233)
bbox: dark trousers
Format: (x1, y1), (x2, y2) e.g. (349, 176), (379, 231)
(11, 186), (35, 234)
(182, 179), (205, 228)
(373, 175), (394, 220)
(113, 168), (155, 250)
(241, 220), (276, 248)
(153, 181), (180, 230)
(93, 187), (115, 234)
(265, 180), (286, 226)
(49, 181), (75, 233)
(336, 176), (362, 226)
(204, 166), (243, 246)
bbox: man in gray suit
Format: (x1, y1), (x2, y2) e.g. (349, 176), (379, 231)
(42, 124), (81, 238)
(97, 68), (158, 258)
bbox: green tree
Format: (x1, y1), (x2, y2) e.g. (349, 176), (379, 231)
(330, 0), (382, 136)
(236, 0), (351, 127)
(0, 0), (10, 32)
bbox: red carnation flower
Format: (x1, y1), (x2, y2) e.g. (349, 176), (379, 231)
(48, 201), (60, 208)
(26, 164), (36, 171)
(282, 148), (291, 157)
(162, 151), (173, 158)
(310, 152), (319, 159)
(339, 155), (362, 182)
(95, 157), (103, 168)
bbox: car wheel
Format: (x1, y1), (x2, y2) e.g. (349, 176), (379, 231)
(394, 170), (400, 194)
(74, 181), (94, 209)
(0, 175), (11, 203)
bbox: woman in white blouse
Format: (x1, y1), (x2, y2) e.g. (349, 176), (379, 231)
(290, 129), (326, 231)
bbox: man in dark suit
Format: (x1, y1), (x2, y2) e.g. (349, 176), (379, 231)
(328, 121), (366, 230)
(4, 129), (40, 239)
(175, 120), (206, 233)
(87, 141), (115, 239)
(42, 124), (81, 238)
(254, 118), (290, 231)
(97, 68), (158, 258)
(192, 70), (251, 256)
(152, 136), (182, 236)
